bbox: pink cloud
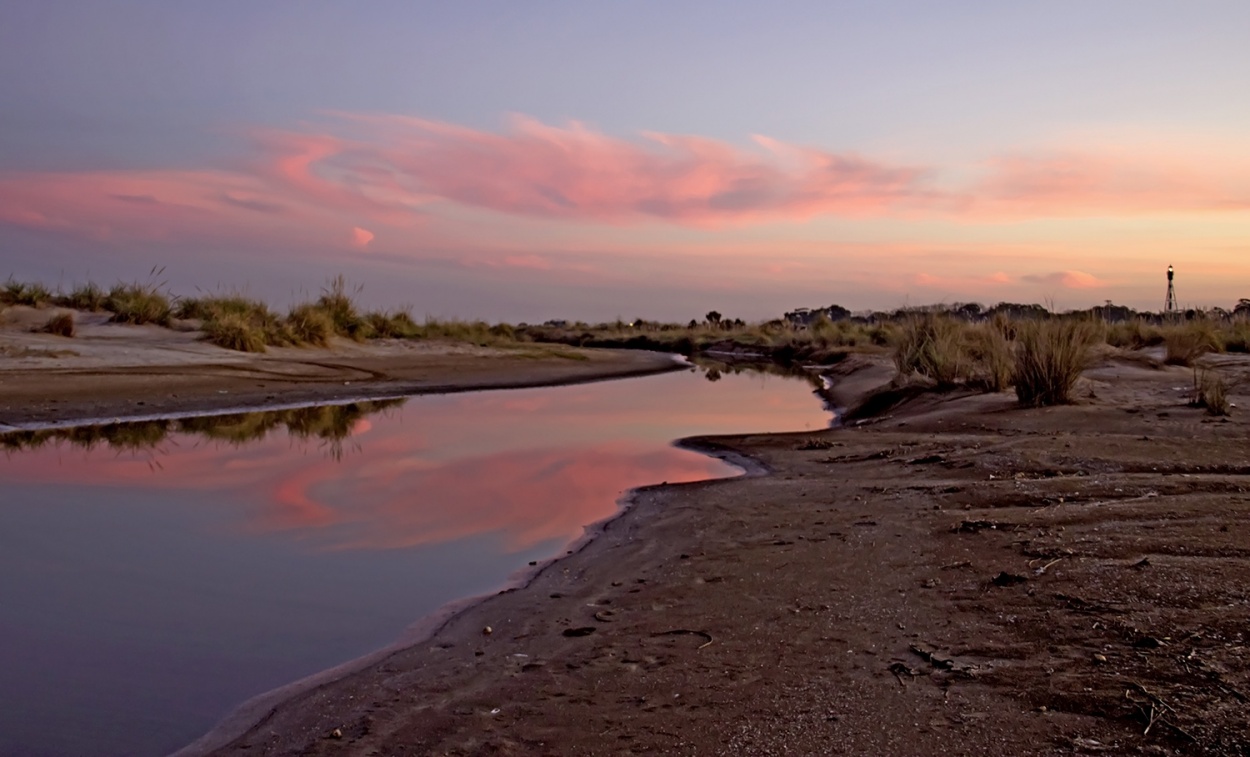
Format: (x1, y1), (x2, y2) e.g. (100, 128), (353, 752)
(1022, 270), (1105, 289)
(352, 226), (375, 249)
(2, 112), (1248, 262)
(969, 150), (1250, 218)
(331, 113), (933, 225)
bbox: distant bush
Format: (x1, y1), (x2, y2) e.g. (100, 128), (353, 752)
(40, 311), (76, 337)
(1013, 319), (1101, 406)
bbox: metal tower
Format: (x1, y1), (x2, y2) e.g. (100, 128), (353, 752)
(1164, 265), (1177, 314)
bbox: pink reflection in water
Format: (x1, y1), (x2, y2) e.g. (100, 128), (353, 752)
(1, 371), (826, 553)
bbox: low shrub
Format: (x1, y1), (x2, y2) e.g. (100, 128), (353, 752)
(1013, 319), (1101, 406)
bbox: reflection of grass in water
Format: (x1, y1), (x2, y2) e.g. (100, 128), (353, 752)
(688, 355), (823, 388)
(0, 398), (407, 456)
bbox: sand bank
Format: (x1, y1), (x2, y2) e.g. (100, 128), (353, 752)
(0, 309), (682, 429)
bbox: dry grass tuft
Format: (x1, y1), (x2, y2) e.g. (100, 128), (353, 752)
(965, 321), (1014, 392)
(1105, 319), (1164, 350)
(367, 309), (420, 339)
(39, 311), (76, 337)
(891, 314), (972, 387)
(1163, 321), (1223, 366)
(61, 281), (107, 311)
(315, 275), (372, 340)
(1013, 319), (1102, 406)
(2, 278), (53, 307)
(286, 303), (334, 347)
(1190, 368), (1231, 416)
(202, 311), (267, 352)
(106, 281), (172, 326)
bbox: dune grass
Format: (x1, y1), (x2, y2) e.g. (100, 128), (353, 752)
(1189, 368), (1231, 416)
(1012, 319), (1102, 406)
(105, 281), (172, 326)
(1163, 320), (1224, 366)
(1, 278), (53, 307)
(286, 303), (334, 347)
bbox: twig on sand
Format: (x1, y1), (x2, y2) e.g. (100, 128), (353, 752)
(654, 629), (714, 649)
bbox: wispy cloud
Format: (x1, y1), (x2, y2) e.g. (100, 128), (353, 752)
(969, 150), (1250, 218)
(1021, 270), (1105, 289)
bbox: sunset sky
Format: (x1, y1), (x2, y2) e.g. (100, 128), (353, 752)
(2, 1), (1249, 321)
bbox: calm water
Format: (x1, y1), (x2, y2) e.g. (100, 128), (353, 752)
(0, 368), (829, 757)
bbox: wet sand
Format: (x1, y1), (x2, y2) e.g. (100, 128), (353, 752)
(189, 352), (1250, 757)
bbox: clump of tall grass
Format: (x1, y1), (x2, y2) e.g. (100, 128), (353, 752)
(1163, 320), (1223, 365)
(106, 281), (172, 326)
(286, 303), (334, 347)
(366, 309), (420, 339)
(419, 318), (513, 346)
(314, 275), (372, 341)
(1189, 368), (1231, 416)
(39, 311), (76, 337)
(891, 314), (973, 386)
(1, 278), (53, 307)
(200, 311), (268, 352)
(1013, 319), (1102, 406)
(1222, 320), (1250, 353)
(965, 321), (1014, 392)
(60, 281), (107, 311)
(1105, 319), (1164, 350)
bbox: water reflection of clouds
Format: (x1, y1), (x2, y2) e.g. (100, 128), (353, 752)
(0, 372), (827, 553)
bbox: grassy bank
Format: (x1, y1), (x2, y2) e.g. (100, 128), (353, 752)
(3, 275), (1247, 410)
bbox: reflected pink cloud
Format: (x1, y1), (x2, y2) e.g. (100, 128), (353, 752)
(1, 373), (828, 555)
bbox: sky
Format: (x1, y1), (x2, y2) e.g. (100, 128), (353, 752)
(2, 1), (1249, 322)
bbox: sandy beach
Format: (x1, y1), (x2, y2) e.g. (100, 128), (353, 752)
(4, 312), (1249, 755)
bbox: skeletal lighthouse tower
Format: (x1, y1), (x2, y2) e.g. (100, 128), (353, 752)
(1165, 265), (1177, 314)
